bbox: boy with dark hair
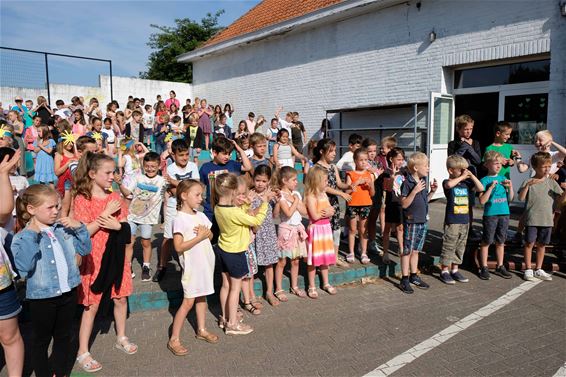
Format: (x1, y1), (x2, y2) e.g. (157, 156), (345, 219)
(519, 152), (565, 281)
(484, 122), (521, 179)
(153, 139), (200, 282)
(448, 115), (482, 176)
(184, 115), (204, 164)
(337, 133), (363, 172)
(116, 151), (167, 281)
(125, 110), (145, 143)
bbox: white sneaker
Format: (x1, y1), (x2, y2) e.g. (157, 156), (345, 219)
(534, 269), (552, 281)
(523, 269), (536, 281)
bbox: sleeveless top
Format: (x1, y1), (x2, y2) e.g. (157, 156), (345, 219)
(277, 144), (292, 160)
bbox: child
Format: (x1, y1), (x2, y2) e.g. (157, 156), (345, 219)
(337, 133), (363, 172)
(197, 99), (212, 150)
(72, 109), (87, 136)
(86, 117), (109, 153)
(143, 104), (154, 146)
(6, 149), (29, 232)
(234, 120), (250, 140)
(249, 165), (282, 306)
(116, 152), (166, 282)
(214, 172), (272, 334)
(12, 185), (92, 376)
(273, 128), (306, 168)
(102, 117), (117, 156)
(313, 138), (352, 267)
(0, 148), (24, 377)
(245, 112), (256, 134)
(345, 148), (375, 264)
(168, 179), (218, 355)
(304, 165), (337, 298)
(155, 139), (200, 283)
(265, 118), (279, 157)
(439, 155), (484, 284)
(249, 132), (271, 170)
(0, 124), (15, 149)
(448, 115), (482, 175)
(478, 150), (514, 280)
(373, 147), (406, 264)
(33, 124), (57, 187)
(200, 136), (253, 222)
(485, 122), (521, 179)
(517, 130), (566, 174)
(399, 152), (438, 294)
(184, 114), (204, 164)
(118, 139), (148, 195)
(54, 131), (78, 217)
(518, 152), (565, 281)
(125, 110), (145, 143)
(236, 136), (253, 163)
(72, 152), (137, 372)
(275, 166), (308, 297)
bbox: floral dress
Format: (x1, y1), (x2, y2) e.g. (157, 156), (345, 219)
(73, 192), (132, 306)
(318, 163), (341, 232)
(250, 196), (280, 266)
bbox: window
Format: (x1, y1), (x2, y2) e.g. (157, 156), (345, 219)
(504, 93), (548, 144)
(454, 60), (550, 89)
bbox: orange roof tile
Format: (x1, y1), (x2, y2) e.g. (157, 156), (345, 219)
(205, 0), (344, 47)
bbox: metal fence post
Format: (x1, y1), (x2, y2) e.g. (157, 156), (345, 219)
(109, 60), (113, 101)
(44, 53), (51, 106)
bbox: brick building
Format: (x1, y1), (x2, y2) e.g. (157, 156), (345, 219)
(178, 0), (566, 192)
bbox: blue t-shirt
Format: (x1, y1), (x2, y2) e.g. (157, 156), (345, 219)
(479, 175), (510, 216)
(200, 160), (242, 220)
(443, 179), (473, 224)
(401, 174), (428, 224)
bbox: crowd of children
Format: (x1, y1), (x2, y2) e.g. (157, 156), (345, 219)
(0, 93), (565, 375)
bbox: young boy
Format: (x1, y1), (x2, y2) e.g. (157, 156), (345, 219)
(337, 133), (362, 172)
(125, 110), (145, 143)
(399, 152), (437, 293)
(245, 112), (256, 134)
(517, 130), (566, 174)
(200, 136), (253, 222)
(485, 122), (521, 180)
(214, 114), (231, 140)
(518, 152), (565, 281)
(184, 115), (204, 164)
(116, 152), (166, 281)
(143, 104), (154, 146)
(478, 150), (514, 280)
(249, 132), (271, 170)
(153, 139), (200, 282)
(448, 115), (482, 175)
(439, 155), (484, 284)
(362, 138), (383, 252)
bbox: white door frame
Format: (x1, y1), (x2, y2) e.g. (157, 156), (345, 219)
(427, 92), (454, 200)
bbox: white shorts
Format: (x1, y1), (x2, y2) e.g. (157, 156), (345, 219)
(163, 205), (177, 239)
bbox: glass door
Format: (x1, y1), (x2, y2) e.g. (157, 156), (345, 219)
(427, 92), (454, 200)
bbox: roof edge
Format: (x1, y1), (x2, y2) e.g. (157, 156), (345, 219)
(177, 0), (407, 63)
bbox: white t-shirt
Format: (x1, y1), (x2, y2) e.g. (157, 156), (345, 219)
(166, 162), (200, 208)
(173, 210), (215, 298)
(102, 128), (115, 143)
(143, 113), (154, 129)
(278, 117), (292, 134)
(126, 173), (167, 224)
(337, 151), (355, 172)
(279, 191), (303, 226)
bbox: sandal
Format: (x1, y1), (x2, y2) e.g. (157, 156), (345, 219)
(195, 329), (219, 344)
(76, 352), (102, 373)
(323, 284), (337, 295)
(251, 297), (264, 309)
(346, 254), (355, 263)
(115, 336), (138, 355)
(360, 254), (370, 264)
(218, 315), (227, 329)
(336, 258), (349, 268)
(307, 287), (319, 299)
(243, 302), (262, 315)
(273, 290), (289, 302)
(167, 338), (188, 356)
(265, 293), (280, 306)
(290, 286), (307, 298)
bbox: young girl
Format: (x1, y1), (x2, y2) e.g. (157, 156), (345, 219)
(346, 148), (375, 264)
(7, 111), (25, 172)
(304, 165), (337, 298)
(168, 179), (218, 356)
(118, 139), (148, 194)
(72, 152), (137, 372)
(12, 185), (92, 377)
(73, 109), (87, 136)
(198, 99), (212, 150)
(265, 118), (279, 157)
(234, 120), (249, 140)
(248, 165), (283, 305)
(213, 172), (272, 335)
(224, 103), (234, 129)
(273, 129), (306, 168)
(374, 148), (406, 264)
(55, 131), (78, 217)
(33, 124), (57, 187)
(102, 117), (117, 156)
(313, 138), (352, 267)
(275, 166), (308, 297)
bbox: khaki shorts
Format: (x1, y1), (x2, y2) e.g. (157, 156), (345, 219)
(440, 223), (469, 266)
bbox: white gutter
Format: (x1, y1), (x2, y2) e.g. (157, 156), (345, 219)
(177, 0), (407, 63)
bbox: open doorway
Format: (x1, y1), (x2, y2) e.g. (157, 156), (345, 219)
(455, 92), (499, 156)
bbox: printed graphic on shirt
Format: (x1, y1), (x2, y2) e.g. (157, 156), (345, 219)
(129, 180), (165, 223)
(453, 187), (469, 214)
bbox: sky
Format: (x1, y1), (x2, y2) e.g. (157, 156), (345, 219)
(0, 0), (260, 88)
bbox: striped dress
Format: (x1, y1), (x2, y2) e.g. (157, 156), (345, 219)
(307, 195), (336, 267)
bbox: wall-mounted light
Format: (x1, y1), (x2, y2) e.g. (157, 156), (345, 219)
(429, 30), (437, 43)
(561, 0), (566, 16)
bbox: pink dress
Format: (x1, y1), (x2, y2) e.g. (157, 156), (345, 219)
(73, 192), (132, 306)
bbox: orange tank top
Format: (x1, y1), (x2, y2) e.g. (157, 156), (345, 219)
(347, 170), (372, 206)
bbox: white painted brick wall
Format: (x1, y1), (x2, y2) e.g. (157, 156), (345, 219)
(192, 0), (565, 144)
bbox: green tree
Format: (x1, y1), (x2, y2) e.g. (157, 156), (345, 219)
(140, 10), (224, 83)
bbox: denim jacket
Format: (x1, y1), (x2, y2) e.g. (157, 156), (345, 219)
(11, 223), (92, 299)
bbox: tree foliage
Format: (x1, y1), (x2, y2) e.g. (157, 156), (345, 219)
(140, 10), (224, 83)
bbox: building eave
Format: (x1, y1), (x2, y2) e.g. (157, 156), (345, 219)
(177, 0), (408, 63)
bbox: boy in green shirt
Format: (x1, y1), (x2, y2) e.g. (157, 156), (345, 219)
(484, 122), (522, 179)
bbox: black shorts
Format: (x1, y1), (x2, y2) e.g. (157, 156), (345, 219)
(482, 215), (509, 245)
(385, 203), (403, 224)
(524, 226), (552, 245)
(214, 246), (249, 278)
